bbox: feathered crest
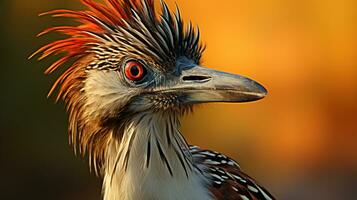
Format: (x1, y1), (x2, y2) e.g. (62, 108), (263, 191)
(31, 0), (204, 97)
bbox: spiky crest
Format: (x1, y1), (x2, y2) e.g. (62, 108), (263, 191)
(31, 0), (204, 98)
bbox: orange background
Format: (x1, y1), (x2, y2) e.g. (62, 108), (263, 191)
(1, 0), (356, 199)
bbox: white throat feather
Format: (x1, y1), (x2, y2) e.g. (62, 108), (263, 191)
(102, 112), (212, 200)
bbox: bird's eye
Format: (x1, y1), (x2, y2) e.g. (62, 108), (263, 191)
(124, 61), (147, 82)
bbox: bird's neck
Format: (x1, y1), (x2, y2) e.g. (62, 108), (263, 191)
(102, 112), (211, 200)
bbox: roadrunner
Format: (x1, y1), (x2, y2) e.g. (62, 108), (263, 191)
(31, 0), (275, 199)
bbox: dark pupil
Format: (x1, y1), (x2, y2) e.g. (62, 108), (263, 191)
(130, 66), (140, 77)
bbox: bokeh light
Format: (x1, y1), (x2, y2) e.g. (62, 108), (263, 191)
(1, 0), (356, 199)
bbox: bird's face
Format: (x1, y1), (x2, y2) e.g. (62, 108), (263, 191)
(84, 55), (267, 120)
(32, 0), (268, 123)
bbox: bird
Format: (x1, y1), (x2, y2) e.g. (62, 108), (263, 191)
(31, 0), (275, 199)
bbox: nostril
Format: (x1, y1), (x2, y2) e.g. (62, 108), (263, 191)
(182, 75), (211, 82)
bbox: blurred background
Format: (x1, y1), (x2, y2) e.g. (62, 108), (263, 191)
(1, 0), (356, 199)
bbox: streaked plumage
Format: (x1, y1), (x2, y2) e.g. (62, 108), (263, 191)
(31, 0), (274, 199)
(190, 146), (274, 200)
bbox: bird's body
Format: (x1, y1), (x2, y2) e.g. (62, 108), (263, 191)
(100, 110), (273, 200)
(32, 0), (275, 199)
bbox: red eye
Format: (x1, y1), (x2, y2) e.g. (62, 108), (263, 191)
(124, 61), (146, 81)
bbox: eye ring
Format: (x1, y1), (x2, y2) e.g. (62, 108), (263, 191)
(124, 60), (147, 82)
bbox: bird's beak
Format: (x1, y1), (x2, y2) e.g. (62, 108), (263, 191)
(165, 65), (267, 104)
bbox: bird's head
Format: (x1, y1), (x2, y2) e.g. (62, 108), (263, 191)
(31, 0), (267, 168)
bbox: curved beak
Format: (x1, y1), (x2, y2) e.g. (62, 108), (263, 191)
(162, 64), (267, 104)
